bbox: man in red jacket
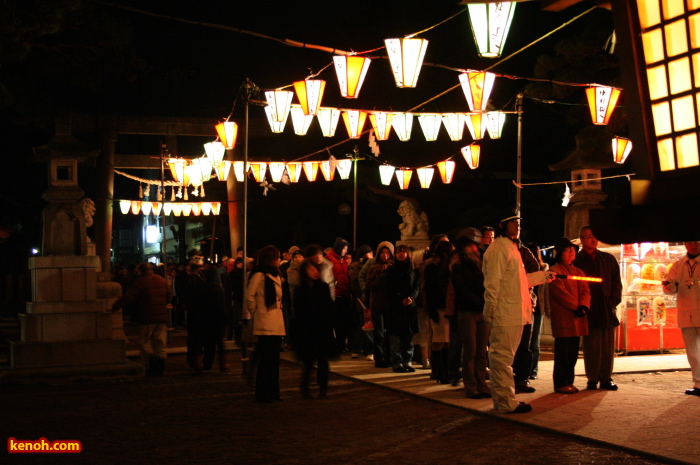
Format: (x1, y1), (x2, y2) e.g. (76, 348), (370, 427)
(326, 237), (352, 353)
(112, 262), (174, 375)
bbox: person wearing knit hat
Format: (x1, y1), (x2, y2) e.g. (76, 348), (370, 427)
(547, 237), (590, 394)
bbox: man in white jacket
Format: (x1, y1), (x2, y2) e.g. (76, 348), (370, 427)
(663, 240), (700, 396)
(483, 214), (553, 413)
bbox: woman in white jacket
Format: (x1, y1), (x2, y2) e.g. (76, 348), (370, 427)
(245, 245), (285, 403)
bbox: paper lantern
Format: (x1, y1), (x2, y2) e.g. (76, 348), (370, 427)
(486, 111), (506, 139)
(290, 104), (314, 135)
(416, 167), (434, 188)
(190, 203), (201, 216)
(586, 85), (621, 125)
(249, 162), (267, 182)
(437, 160), (455, 184)
(461, 144), (481, 169)
(303, 161), (319, 181)
(342, 110), (368, 139)
(130, 201), (141, 215)
(181, 203), (192, 216)
(317, 107), (341, 137)
(152, 202), (162, 216)
(467, 2), (516, 58)
(395, 169), (412, 189)
(368, 112), (394, 141)
(264, 89), (293, 122)
(417, 113), (442, 141)
(612, 136), (633, 164)
(333, 55), (371, 98)
(442, 113), (466, 141)
(286, 162), (303, 182)
(215, 160), (231, 181)
(459, 71), (495, 112)
(391, 113), (414, 141)
(119, 200), (131, 214)
(203, 141), (226, 167)
(294, 79), (326, 116)
(268, 162), (286, 182)
(141, 201), (153, 216)
(201, 202), (212, 215)
(264, 106), (287, 133)
(212, 202), (222, 215)
(215, 121), (238, 149)
(384, 37), (428, 88)
(171, 203), (183, 216)
(162, 203), (173, 216)
(465, 113), (487, 140)
(336, 159), (352, 180)
(167, 158), (186, 184)
(232, 161), (247, 182)
(379, 165), (395, 185)
(320, 159), (336, 181)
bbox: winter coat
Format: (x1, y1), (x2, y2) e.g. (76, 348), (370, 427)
(245, 271), (285, 336)
(366, 241), (395, 313)
(546, 263), (590, 338)
(573, 249), (622, 329)
(327, 248), (350, 297)
(663, 255), (700, 328)
(483, 236), (549, 327)
(292, 280), (337, 361)
(187, 268), (227, 334)
(451, 252), (485, 313)
(113, 269), (173, 324)
(386, 259), (420, 336)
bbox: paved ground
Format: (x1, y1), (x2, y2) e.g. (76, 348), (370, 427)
(1, 346), (694, 465)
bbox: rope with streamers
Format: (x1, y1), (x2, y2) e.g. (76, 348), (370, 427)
(513, 173), (635, 188)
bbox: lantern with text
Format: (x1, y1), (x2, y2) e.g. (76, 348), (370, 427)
(336, 159), (352, 180)
(395, 169), (412, 189)
(303, 161), (319, 181)
(215, 121), (238, 149)
(265, 89), (293, 122)
(486, 111), (506, 139)
(369, 112), (394, 141)
(320, 159), (336, 181)
(167, 158), (186, 185)
(437, 160), (455, 184)
(317, 107), (341, 137)
(467, 2), (516, 58)
(333, 55), (371, 98)
(233, 161), (247, 182)
(268, 162), (286, 182)
(342, 110), (368, 139)
(264, 106), (287, 133)
(391, 113), (414, 141)
(286, 162), (303, 182)
(379, 165), (395, 185)
(461, 144), (481, 169)
(384, 37), (429, 88)
(465, 113), (487, 140)
(612, 136), (633, 164)
(586, 85), (621, 125)
(204, 141), (226, 167)
(417, 113), (442, 141)
(459, 71), (495, 112)
(416, 167), (434, 188)
(442, 113), (466, 141)
(290, 104), (314, 135)
(249, 162), (267, 183)
(294, 79), (326, 116)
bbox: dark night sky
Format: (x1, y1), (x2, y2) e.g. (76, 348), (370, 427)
(0, 0), (625, 256)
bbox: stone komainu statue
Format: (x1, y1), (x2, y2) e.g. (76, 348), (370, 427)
(397, 199), (429, 241)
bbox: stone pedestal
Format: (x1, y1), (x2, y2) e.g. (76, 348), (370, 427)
(1, 256), (142, 383)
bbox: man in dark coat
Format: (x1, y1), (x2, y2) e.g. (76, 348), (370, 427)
(112, 262), (173, 375)
(573, 225), (622, 391)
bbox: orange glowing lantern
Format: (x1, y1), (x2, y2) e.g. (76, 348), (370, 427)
(459, 70), (495, 112)
(395, 169), (412, 189)
(461, 144), (481, 169)
(612, 136), (633, 164)
(215, 160), (231, 181)
(320, 159), (336, 181)
(333, 55), (371, 99)
(416, 167), (434, 188)
(586, 85), (621, 125)
(294, 79), (325, 116)
(368, 112), (394, 141)
(342, 110), (368, 139)
(249, 162), (267, 182)
(437, 160), (455, 184)
(286, 162), (303, 182)
(215, 121), (238, 149)
(465, 113), (487, 140)
(303, 161), (319, 181)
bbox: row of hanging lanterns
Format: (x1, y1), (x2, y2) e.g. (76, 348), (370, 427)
(225, 158), (354, 183)
(119, 200), (222, 216)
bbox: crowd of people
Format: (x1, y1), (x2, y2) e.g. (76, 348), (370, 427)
(109, 217), (700, 412)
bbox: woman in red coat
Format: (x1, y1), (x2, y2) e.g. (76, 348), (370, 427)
(546, 238), (591, 394)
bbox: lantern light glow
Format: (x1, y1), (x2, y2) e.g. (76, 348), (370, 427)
(467, 2), (516, 58)
(461, 144), (481, 169)
(384, 37), (429, 88)
(437, 160), (456, 184)
(294, 79), (326, 116)
(333, 55), (371, 99)
(586, 85), (621, 125)
(459, 71), (496, 112)
(612, 136), (633, 164)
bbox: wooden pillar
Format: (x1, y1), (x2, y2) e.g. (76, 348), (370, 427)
(95, 124), (117, 272)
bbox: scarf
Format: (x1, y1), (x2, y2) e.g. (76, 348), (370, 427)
(250, 265), (280, 307)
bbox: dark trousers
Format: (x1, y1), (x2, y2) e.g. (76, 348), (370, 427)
(333, 295), (353, 353)
(530, 311), (543, 377)
(372, 311), (390, 366)
(448, 315), (463, 381)
(301, 356), (329, 393)
(457, 312), (490, 396)
(255, 335), (282, 402)
(553, 336), (580, 389)
(513, 323), (533, 383)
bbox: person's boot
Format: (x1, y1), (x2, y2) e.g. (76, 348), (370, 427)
(439, 348), (451, 384)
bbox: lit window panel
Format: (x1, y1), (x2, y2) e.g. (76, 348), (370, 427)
(669, 58), (693, 94)
(658, 139), (676, 171)
(664, 20), (688, 57)
(672, 95), (696, 131)
(690, 13), (699, 47)
(694, 53), (700, 86)
(652, 102), (672, 135)
(677, 133), (700, 168)
(637, 0), (660, 28)
(663, 1), (685, 19)
(642, 30), (665, 63)
(647, 65), (668, 99)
